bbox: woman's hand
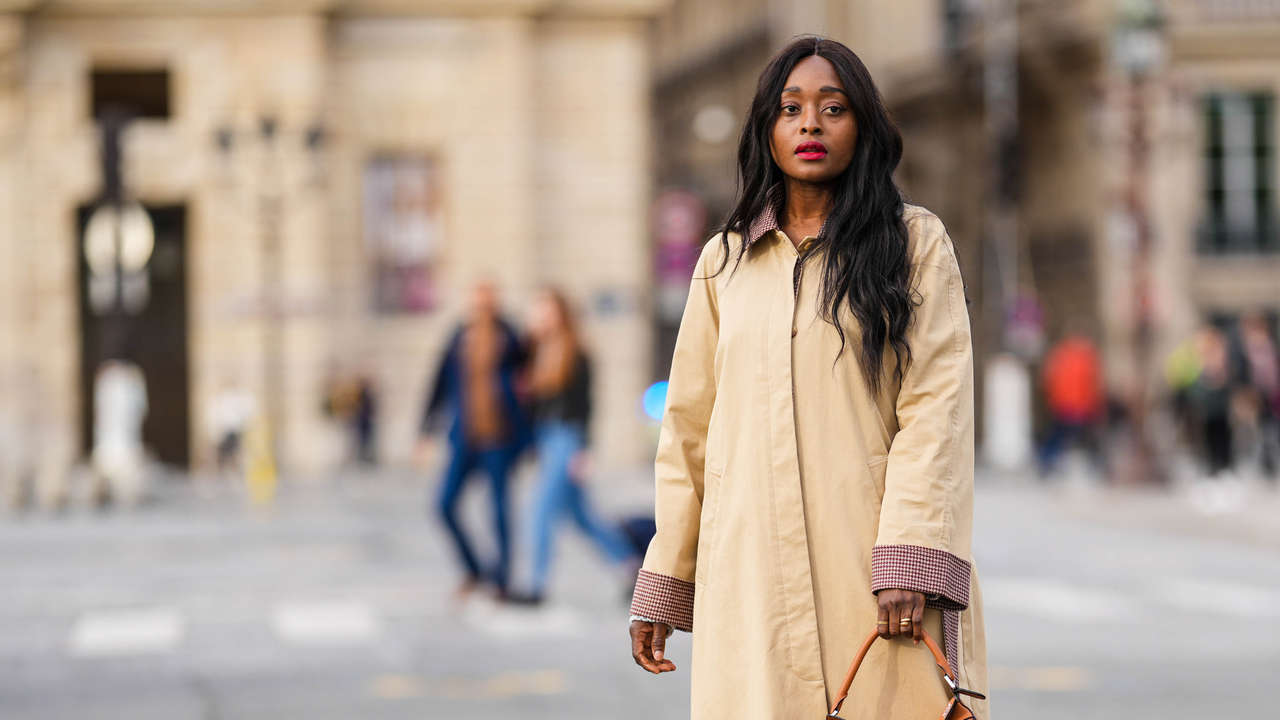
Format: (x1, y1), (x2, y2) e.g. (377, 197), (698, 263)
(630, 620), (677, 674)
(877, 588), (926, 643)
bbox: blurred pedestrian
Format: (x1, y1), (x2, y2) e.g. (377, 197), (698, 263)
(352, 373), (378, 466)
(1236, 311), (1280, 478)
(1188, 325), (1234, 476)
(91, 359), (148, 507)
(1038, 327), (1103, 475)
(419, 280), (528, 600)
(513, 289), (640, 606)
(208, 381), (255, 477)
(1165, 334), (1203, 448)
(323, 368), (379, 466)
(629, 38), (987, 719)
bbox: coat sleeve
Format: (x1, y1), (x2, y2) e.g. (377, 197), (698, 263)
(421, 331), (460, 436)
(871, 215), (975, 614)
(629, 238), (723, 633)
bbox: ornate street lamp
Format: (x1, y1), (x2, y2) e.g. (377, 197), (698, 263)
(208, 117), (325, 490)
(1114, 0), (1165, 78)
(1112, 0), (1166, 482)
(85, 109), (156, 339)
(84, 201), (154, 317)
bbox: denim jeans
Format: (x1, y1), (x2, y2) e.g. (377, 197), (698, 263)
(436, 443), (516, 590)
(528, 421), (635, 595)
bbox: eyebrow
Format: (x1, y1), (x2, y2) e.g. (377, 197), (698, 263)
(782, 85), (849, 97)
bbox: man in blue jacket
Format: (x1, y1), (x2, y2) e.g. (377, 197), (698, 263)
(421, 280), (529, 599)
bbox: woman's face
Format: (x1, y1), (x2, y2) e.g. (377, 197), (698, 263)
(769, 55), (858, 185)
(529, 292), (560, 337)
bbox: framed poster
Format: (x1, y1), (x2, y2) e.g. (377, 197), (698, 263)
(363, 156), (442, 314)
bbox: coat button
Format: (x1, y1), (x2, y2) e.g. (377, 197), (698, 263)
(791, 327), (798, 338)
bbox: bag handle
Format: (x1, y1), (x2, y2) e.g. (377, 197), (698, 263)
(826, 628), (985, 718)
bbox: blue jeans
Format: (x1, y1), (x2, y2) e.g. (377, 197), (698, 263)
(1038, 420), (1094, 474)
(436, 443), (516, 590)
(528, 421), (635, 595)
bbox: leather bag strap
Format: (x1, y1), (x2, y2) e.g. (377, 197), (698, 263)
(826, 628), (985, 718)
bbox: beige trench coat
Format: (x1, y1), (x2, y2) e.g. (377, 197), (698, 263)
(631, 205), (989, 720)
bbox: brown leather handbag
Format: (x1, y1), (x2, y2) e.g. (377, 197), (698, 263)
(826, 628), (985, 720)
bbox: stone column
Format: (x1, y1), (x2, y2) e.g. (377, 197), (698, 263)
(535, 17), (653, 467)
(0, 15), (24, 508)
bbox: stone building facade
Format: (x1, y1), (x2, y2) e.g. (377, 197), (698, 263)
(0, 0), (666, 493)
(650, 0), (1280, 453)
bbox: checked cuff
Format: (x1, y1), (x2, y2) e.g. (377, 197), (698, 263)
(871, 544), (972, 675)
(629, 570), (695, 633)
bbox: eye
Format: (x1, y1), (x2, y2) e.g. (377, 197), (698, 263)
(781, 104), (800, 114)
(822, 106), (845, 115)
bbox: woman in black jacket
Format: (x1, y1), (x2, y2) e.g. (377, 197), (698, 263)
(519, 288), (638, 604)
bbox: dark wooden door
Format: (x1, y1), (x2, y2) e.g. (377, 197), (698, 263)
(78, 204), (190, 468)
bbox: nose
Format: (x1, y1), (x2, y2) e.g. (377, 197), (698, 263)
(799, 106), (822, 135)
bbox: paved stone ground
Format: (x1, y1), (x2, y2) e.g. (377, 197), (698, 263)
(1, 468), (1278, 719)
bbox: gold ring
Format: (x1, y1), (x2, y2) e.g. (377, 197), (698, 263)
(876, 621), (889, 625)
(899, 619), (912, 626)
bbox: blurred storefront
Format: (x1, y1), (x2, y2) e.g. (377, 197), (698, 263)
(0, 0), (667, 484)
(650, 0), (1280, 475)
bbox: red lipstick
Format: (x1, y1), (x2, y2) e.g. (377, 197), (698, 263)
(794, 140), (827, 160)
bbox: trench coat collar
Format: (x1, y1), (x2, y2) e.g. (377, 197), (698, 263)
(744, 183), (827, 253)
(744, 184), (785, 248)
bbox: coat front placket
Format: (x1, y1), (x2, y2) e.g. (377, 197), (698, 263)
(763, 235), (824, 684)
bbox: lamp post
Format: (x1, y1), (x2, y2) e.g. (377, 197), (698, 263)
(84, 107), (155, 506)
(981, 0), (1037, 474)
(256, 116), (285, 454)
(1113, 0), (1165, 483)
(212, 117), (324, 483)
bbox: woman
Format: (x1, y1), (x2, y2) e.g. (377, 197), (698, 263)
(1238, 311), (1280, 477)
(1189, 324), (1233, 476)
(628, 37), (989, 719)
(519, 289), (639, 604)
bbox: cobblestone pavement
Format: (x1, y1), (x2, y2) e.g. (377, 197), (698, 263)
(1, 469), (1278, 720)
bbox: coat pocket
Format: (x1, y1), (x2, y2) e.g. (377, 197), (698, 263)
(694, 462), (724, 586)
(868, 454), (889, 499)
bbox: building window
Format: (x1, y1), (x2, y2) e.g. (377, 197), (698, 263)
(363, 156), (442, 314)
(1201, 91), (1275, 253)
(91, 69), (171, 119)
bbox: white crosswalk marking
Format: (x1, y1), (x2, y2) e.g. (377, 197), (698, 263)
(69, 607), (185, 658)
(271, 601), (382, 646)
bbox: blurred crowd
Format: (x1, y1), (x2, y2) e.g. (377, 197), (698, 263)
(1165, 312), (1280, 482)
(1037, 311), (1280, 487)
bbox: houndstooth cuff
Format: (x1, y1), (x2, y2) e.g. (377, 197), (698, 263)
(871, 544), (971, 675)
(871, 544), (971, 609)
(629, 570), (695, 633)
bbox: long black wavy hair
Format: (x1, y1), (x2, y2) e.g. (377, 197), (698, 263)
(716, 36), (914, 395)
